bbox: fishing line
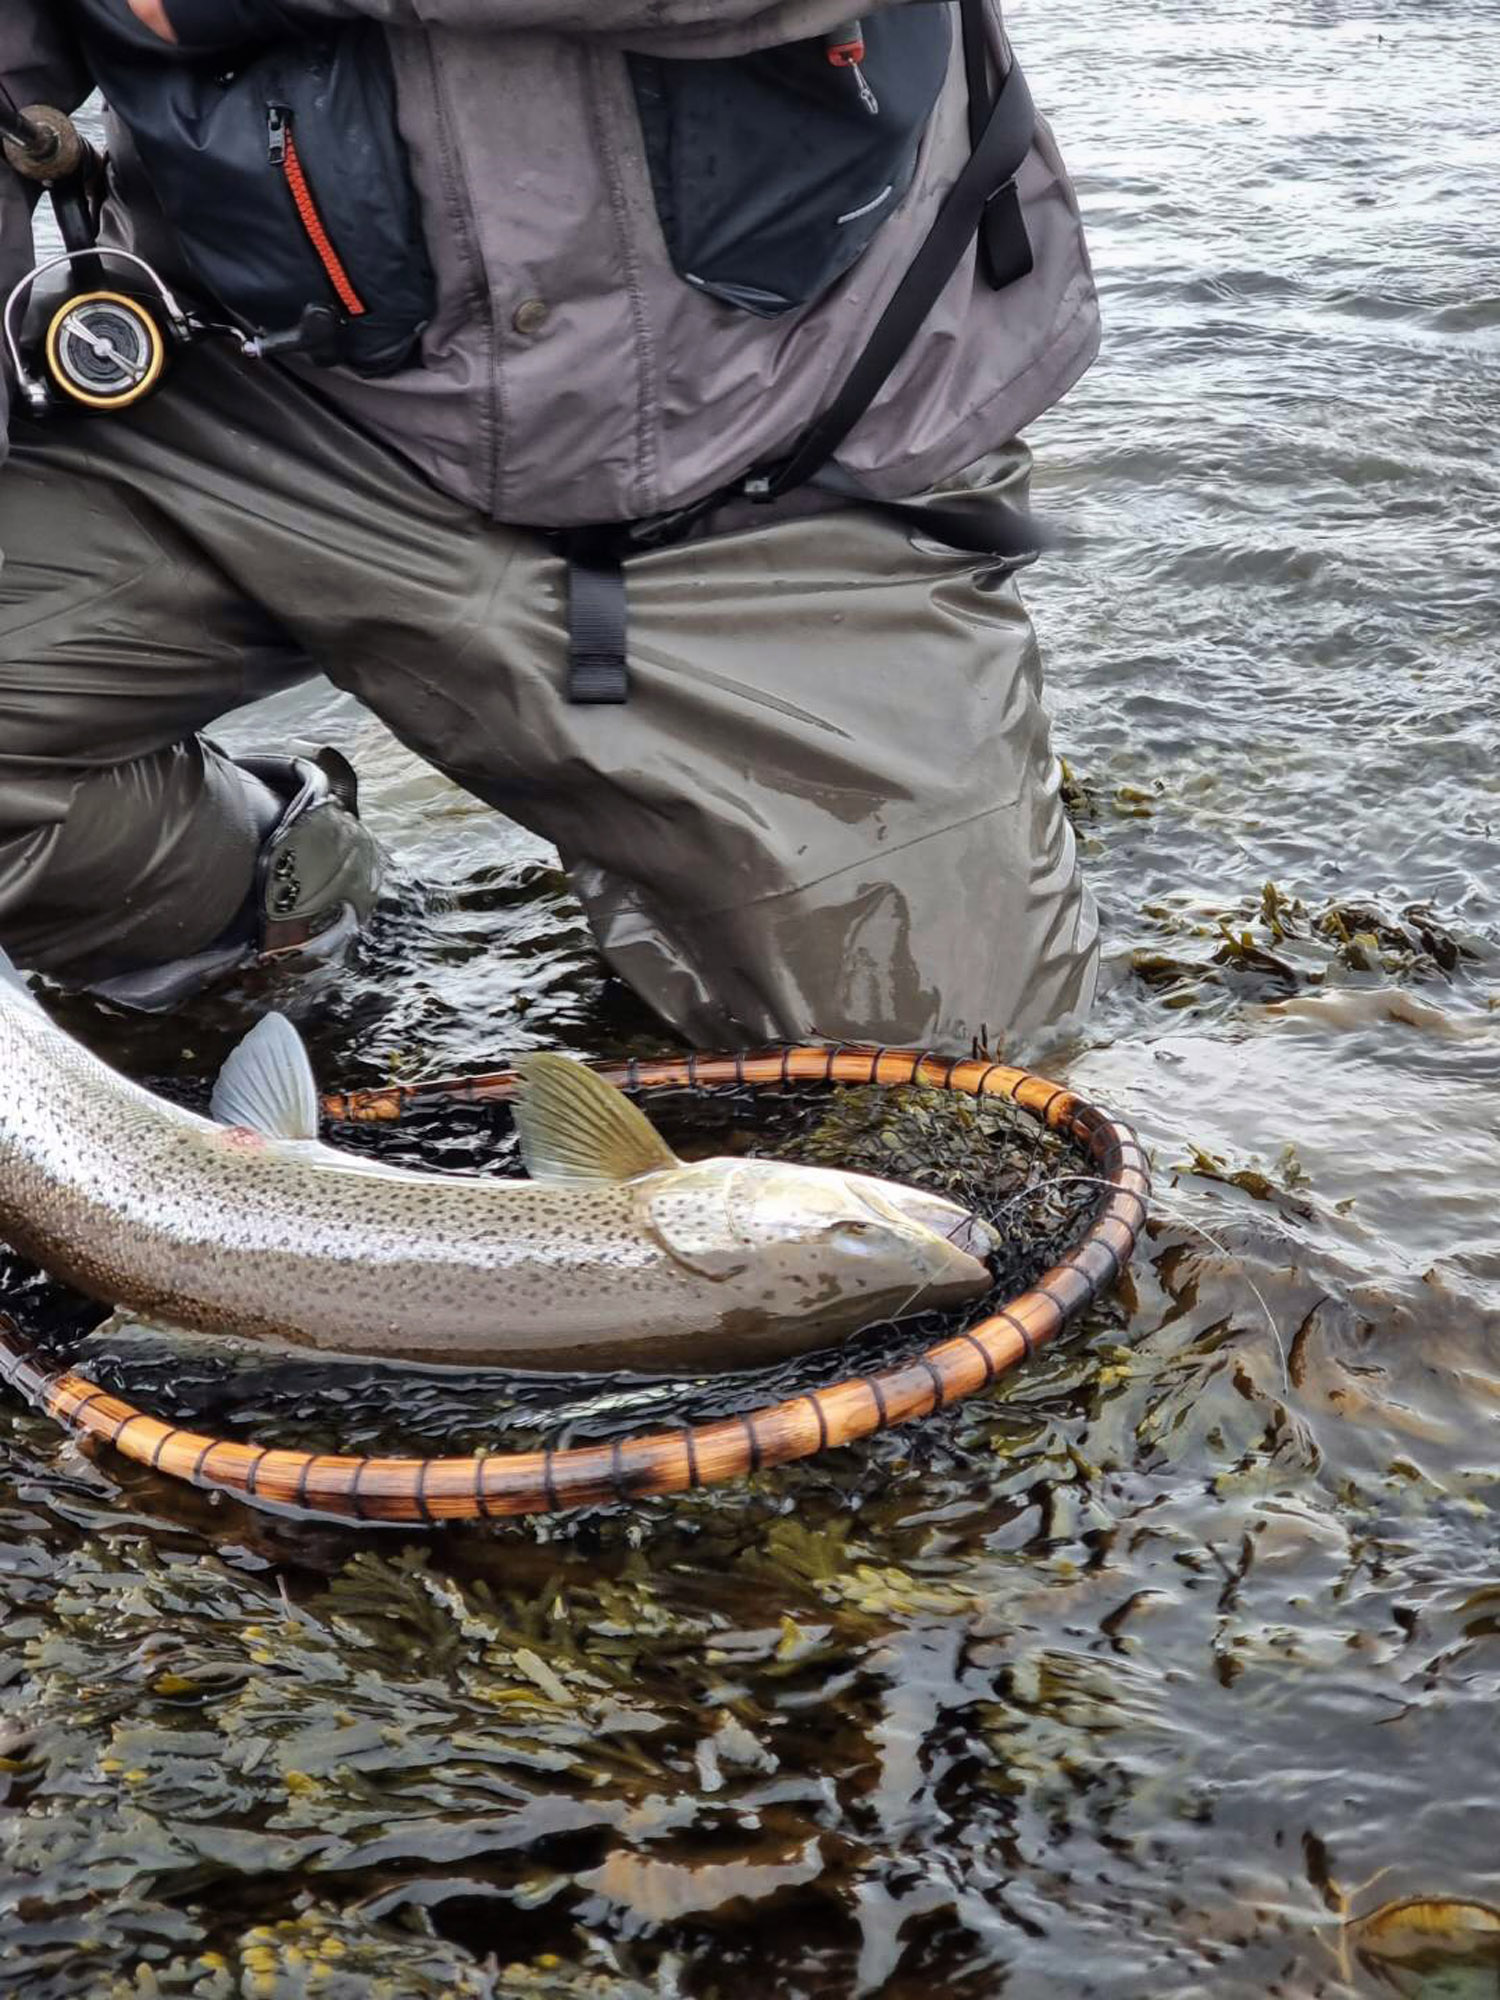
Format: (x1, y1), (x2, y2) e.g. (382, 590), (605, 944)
(983, 1171), (1291, 1393)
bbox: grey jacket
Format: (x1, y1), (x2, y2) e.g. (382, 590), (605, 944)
(1, 0), (1098, 528)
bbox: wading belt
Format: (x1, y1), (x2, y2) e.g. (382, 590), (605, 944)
(560, 0), (1038, 705)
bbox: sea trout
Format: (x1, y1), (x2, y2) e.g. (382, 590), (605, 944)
(0, 950), (999, 1372)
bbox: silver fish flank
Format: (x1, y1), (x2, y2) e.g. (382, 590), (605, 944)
(0, 952), (999, 1373)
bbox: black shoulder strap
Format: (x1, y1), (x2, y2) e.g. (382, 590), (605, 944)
(961, 0), (1036, 292)
(752, 21), (1034, 503)
(563, 0), (1039, 705)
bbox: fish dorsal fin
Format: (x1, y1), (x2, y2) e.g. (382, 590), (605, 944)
(0, 944), (42, 1013)
(513, 1053), (679, 1184)
(210, 1013), (319, 1141)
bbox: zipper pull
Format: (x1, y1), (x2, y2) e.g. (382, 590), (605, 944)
(267, 105), (288, 167)
(825, 19), (880, 116)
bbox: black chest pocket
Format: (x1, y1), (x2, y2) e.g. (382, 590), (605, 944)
(629, 9), (953, 318)
(68, 2), (435, 377)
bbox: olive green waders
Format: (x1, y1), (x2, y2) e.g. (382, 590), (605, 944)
(0, 344), (1097, 1048)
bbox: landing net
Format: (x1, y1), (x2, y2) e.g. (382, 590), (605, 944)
(0, 1046), (1149, 1522)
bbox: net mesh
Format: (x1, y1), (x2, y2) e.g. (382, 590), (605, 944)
(1, 1075), (1104, 1459)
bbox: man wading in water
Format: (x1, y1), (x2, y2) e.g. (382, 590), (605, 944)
(0, 0), (1099, 1048)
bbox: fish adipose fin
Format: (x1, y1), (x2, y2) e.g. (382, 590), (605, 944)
(211, 1013), (320, 1141)
(514, 1053), (680, 1184)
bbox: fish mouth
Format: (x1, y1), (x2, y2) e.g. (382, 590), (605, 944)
(855, 1182), (1001, 1272)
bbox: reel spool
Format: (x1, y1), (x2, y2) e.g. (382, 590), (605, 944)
(41, 288), (168, 413)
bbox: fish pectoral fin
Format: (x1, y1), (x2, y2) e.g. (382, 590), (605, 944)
(210, 1013), (320, 1141)
(513, 1052), (680, 1184)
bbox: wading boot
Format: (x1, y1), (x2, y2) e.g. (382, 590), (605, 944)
(89, 749), (384, 1011)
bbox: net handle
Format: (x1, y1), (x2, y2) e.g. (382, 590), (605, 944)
(0, 1045), (1149, 1524)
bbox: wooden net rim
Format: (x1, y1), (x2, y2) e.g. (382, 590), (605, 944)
(0, 1044), (1150, 1524)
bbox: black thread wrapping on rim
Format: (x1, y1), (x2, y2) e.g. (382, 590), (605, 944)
(0, 1045), (1150, 1523)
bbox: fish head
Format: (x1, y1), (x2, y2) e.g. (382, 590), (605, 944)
(838, 1170), (1004, 1272)
(510, 1052), (1002, 1361)
(642, 1158), (1000, 1340)
(764, 1163), (1002, 1309)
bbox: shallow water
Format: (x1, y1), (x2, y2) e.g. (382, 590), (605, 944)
(5, 3), (1500, 1994)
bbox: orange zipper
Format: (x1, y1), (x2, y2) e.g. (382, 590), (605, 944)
(267, 107), (366, 319)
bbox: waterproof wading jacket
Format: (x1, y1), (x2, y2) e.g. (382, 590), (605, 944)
(0, 1), (1099, 530)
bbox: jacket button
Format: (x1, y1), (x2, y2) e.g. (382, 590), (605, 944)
(512, 298), (549, 337)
